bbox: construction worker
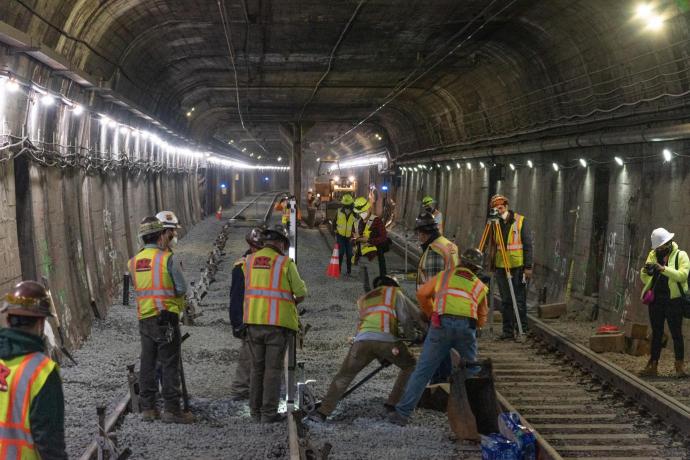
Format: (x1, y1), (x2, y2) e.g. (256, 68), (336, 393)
(639, 228), (688, 378)
(415, 211), (459, 383)
(415, 212), (459, 289)
(128, 217), (193, 424)
(388, 249), (489, 426)
(228, 226), (265, 400)
(156, 210), (182, 250)
(244, 225), (307, 423)
(336, 194), (357, 275)
(422, 196), (444, 235)
(489, 194), (533, 339)
(306, 276), (426, 422)
(0, 281), (67, 459)
(275, 196), (290, 226)
(353, 196), (389, 277)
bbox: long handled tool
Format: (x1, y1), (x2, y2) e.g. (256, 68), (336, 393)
(179, 331), (191, 412)
(341, 359), (391, 400)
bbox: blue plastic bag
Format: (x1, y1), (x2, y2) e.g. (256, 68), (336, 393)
(481, 433), (519, 460)
(498, 412), (536, 460)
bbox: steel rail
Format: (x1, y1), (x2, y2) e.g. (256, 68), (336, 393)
(528, 315), (690, 438)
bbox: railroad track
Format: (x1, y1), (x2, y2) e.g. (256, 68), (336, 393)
(78, 193), (284, 460)
(387, 229), (690, 458)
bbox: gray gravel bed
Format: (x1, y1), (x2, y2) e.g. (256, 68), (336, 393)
(63, 202), (465, 459)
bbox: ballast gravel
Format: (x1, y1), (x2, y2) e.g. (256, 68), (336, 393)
(62, 196), (467, 459)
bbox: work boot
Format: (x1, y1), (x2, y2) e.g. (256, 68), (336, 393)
(638, 360), (658, 377)
(229, 392), (248, 402)
(675, 360), (687, 378)
(383, 403), (396, 413)
(497, 333), (513, 341)
(387, 410), (409, 426)
(261, 413), (287, 423)
(141, 409), (159, 422)
(161, 410), (195, 424)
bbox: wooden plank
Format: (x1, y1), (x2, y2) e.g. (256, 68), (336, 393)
(527, 414), (617, 420)
(549, 433), (648, 440)
(287, 411), (300, 460)
(537, 424), (632, 430)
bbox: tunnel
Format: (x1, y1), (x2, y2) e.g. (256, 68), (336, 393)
(1, 1), (690, 459)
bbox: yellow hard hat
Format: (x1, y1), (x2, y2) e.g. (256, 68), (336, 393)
(422, 195), (435, 206)
(341, 194), (354, 206)
(353, 196), (371, 214)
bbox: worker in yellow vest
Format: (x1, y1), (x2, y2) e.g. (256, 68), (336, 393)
(422, 196), (444, 235)
(489, 194), (533, 340)
(244, 225), (307, 423)
(353, 196), (389, 277)
(415, 212), (459, 289)
(388, 248), (488, 426)
(0, 281), (66, 459)
(228, 226), (265, 400)
(128, 217), (193, 424)
(335, 194), (357, 275)
(306, 276), (426, 422)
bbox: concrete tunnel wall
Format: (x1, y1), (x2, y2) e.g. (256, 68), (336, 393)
(0, 76), (266, 349)
(392, 141), (690, 350)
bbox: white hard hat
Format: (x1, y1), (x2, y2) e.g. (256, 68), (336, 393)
(651, 227), (674, 249)
(156, 211), (181, 229)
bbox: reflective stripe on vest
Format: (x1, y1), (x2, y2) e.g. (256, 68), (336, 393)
(357, 286), (398, 334)
(0, 352), (56, 460)
(243, 249), (298, 330)
(433, 267), (487, 319)
(361, 215), (378, 256)
(336, 209), (356, 237)
(128, 248), (181, 320)
(417, 236), (458, 287)
(495, 213), (525, 269)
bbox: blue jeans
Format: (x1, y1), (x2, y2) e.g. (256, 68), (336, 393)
(395, 315), (477, 418)
(336, 234), (353, 273)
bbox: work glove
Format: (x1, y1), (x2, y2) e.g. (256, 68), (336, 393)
(232, 325), (247, 339)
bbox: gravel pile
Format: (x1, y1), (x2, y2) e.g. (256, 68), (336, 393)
(63, 200), (465, 459)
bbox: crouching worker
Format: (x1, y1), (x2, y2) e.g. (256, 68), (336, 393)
(129, 217), (193, 424)
(388, 249), (488, 426)
(306, 276), (427, 422)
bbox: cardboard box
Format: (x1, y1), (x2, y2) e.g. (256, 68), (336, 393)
(589, 333), (625, 353)
(624, 322), (649, 340)
(625, 337), (650, 356)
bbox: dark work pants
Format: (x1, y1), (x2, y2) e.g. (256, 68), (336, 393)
(649, 300), (684, 361)
(336, 234), (353, 274)
(495, 267), (528, 335)
(377, 251), (387, 277)
(139, 316), (181, 412)
(247, 325), (290, 417)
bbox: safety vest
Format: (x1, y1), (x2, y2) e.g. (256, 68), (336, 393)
(360, 215), (378, 256)
(336, 208), (356, 238)
(128, 248), (184, 320)
(0, 352), (57, 460)
(282, 205), (290, 225)
(432, 209), (444, 235)
(495, 213), (525, 269)
(417, 236), (459, 287)
(243, 248), (298, 331)
(357, 287), (398, 335)
(434, 267), (488, 319)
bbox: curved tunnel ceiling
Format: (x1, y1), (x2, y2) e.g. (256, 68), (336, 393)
(2, 0), (689, 163)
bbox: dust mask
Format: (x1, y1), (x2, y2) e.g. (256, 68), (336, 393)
(170, 236), (178, 248)
(501, 211), (509, 220)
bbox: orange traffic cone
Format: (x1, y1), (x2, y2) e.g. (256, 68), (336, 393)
(326, 244), (340, 278)
(215, 206), (222, 220)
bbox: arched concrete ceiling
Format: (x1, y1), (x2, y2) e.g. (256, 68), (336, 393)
(2, 0), (689, 162)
